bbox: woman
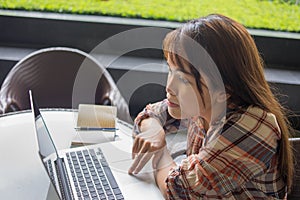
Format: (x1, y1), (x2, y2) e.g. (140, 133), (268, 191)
(128, 14), (293, 199)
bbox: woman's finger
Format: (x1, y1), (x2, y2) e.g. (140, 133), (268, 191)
(129, 142), (151, 174)
(132, 136), (142, 159)
(133, 151), (154, 174)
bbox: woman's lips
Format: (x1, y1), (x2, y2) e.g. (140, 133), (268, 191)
(167, 100), (179, 107)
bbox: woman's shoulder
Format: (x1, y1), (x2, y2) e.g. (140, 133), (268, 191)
(226, 105), (281, 139)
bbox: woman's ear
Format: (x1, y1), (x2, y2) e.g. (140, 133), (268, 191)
(216, 91), (230, 103)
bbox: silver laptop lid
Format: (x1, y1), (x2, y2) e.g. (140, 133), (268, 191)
(29, 90), (59, 158)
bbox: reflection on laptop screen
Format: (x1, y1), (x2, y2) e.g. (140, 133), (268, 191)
(29, 90), (58, 158)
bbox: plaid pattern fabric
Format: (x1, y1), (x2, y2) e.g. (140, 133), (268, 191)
(134, 100), (287, 199)
(134, 99), (183, 135)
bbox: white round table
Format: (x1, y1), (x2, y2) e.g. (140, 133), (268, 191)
(0, 109), (77, 200)
(0, 109), (164, 200)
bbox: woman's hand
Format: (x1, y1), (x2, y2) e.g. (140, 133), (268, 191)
(128, 117), (166, 174)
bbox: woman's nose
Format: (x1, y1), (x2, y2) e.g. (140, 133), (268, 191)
(166, 75), (176, 96)
(166, 87), (174, 97)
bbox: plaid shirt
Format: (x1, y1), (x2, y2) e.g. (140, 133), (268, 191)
(134, 100), (287, 199)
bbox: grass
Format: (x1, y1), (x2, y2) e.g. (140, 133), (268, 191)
(0, 0), (299, 32)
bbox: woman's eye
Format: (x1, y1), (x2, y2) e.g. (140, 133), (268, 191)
(179, 75), (189, 84)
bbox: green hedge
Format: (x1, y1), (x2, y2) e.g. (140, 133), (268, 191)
(0, 0), (299, 32)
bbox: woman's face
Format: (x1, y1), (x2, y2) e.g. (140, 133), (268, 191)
(166, 57), (212, 121)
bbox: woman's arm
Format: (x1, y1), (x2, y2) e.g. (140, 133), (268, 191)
(164, 108), (282, 199)
(129, 100), (185, 196)
(133, 99), (183, 137)
(153, 147), (176, 198)
(129, 116), (177, 198)
(129, 117), (168, 174)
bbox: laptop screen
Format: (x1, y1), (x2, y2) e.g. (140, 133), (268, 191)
(29, 90), (58, 159)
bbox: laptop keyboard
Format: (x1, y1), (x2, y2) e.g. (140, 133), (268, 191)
(46, 159), (57, 188)
(45, 147), (124, 200)
(67, 148), (124, 200)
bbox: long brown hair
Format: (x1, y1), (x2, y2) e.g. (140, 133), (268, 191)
(163, 14), (294, 191)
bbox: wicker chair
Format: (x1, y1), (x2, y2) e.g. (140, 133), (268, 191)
(0, 47), (132, 123)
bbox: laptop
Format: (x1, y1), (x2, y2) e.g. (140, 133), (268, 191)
(29, 90), (163, 200)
